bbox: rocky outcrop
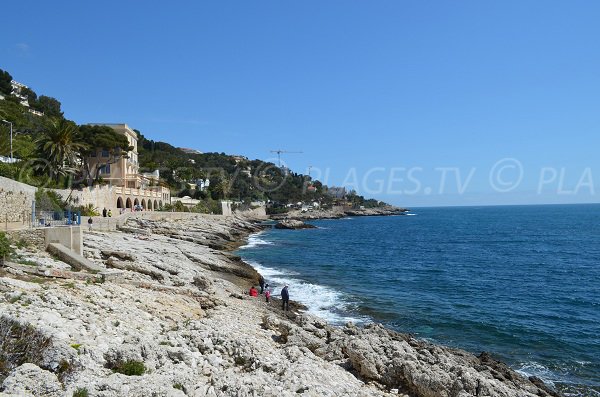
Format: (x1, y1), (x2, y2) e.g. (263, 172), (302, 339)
(263, 315), (561, 397)
(0, 214), (561, 397)
(274, 219), (317, 229)
(0, 315), (78, 384)
(343, 206), (409, 217)
(1, 363), (64, 397)
(335, 324), (559, 397)
(273, 205), (410, 221)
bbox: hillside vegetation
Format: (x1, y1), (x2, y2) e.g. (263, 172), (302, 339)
(0, 68), (386, 212)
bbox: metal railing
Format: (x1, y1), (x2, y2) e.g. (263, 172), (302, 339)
(36, 210), (81, 227)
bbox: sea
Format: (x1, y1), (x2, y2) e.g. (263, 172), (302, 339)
(236, 205), (600, 396)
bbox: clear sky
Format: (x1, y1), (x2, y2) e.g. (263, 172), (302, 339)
(2, 1), (599, 207)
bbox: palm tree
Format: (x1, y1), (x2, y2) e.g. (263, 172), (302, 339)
(214, 176), (232, 199)
(35, 119), (86, 181)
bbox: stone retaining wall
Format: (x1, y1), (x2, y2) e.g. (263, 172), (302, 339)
(52, 185), (168, 213)
(0, 177), (36, 224)
(52, 185), (115, 213)
(6, 229), (46, 251)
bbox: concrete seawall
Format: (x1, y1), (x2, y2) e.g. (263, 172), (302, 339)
(82, 211), (240, 232)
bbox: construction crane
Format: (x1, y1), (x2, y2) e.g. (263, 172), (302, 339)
(270, 149), (303, 167)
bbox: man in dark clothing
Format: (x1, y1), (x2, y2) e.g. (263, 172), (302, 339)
(281, 285), (289, 311)
(259, 275), (265, 294)
(102, 208), (107, 217)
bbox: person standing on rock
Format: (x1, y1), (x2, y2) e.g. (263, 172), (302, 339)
(281, 285), (289, 311)
(102, 208), (107, 217)
(265, 287), (271, 303)
(87, 217), (93, 231)
(259, 275), (265, 294)
(108, 209), (112, 217)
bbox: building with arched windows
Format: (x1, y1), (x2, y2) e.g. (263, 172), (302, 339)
(55, 123), (170, 213)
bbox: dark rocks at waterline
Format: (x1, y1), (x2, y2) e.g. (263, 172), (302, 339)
(274, 220), (317, 230)
(271, 205), (410, 221)
(343, 206), (409, 217)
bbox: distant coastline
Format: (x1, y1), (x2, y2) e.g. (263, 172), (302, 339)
(270, 205), (409, 221)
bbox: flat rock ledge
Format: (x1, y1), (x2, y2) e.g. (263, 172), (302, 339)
(274, 219), (317, 230)
(0, 214), (561, 397)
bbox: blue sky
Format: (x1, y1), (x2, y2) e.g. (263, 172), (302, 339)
(2, 1), (600, 207)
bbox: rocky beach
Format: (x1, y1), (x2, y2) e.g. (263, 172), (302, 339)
(0, 214), (561, 397)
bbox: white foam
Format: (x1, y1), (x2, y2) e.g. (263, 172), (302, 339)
(515, 361), (556, 388)
(245, 260), (300, 277)
(249, 260), (366, 325)
(575, 360), (591, 365)
(239, 232), (274, 249)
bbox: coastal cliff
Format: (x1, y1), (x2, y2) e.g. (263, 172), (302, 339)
(0, 215), (559, 396)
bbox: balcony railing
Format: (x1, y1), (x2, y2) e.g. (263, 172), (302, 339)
(113, 185), (169, 198)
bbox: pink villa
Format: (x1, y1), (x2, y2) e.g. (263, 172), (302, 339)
(82, 123), (170, 212)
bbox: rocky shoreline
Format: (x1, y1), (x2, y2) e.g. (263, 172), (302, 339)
(271, 205), (409, 221)
(0, 214), (561, 396)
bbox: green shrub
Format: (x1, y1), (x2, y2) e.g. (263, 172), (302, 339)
(15, 238), (29, 249)
(112, 360), (146, 376)
(266, 206), (289, 215)
(17, 259), (37, 267)
(72, 203), (99, 216)
(8, 295), (20, 304)
(0, 163), (19, 179)
(72, 387), (89, 397)
(192, 198), (221, 214)
(0, 232), (12, 265)
(0, 317), (53, 382)
(35, 189), (66, 212)
(159, 203), (173, 212)
(172, 201), (186, 212)
(57, 359), (73, 380)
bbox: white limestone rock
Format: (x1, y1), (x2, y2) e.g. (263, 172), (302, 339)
(0, 215), (561, 397)
(1, 363), (63, 397)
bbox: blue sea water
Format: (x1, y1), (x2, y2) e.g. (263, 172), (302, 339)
(237, 205), (600, 396)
